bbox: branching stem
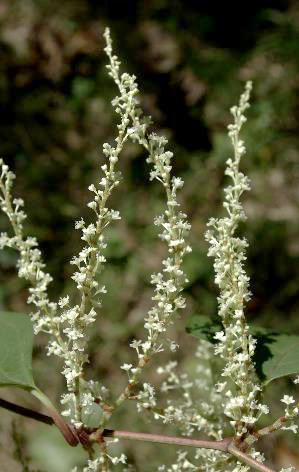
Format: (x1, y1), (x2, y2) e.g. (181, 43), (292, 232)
(101, 430), (276, 472)
(0, 397), (278, 472)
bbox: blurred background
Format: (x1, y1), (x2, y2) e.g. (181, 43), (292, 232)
(0, 0), (298, 470)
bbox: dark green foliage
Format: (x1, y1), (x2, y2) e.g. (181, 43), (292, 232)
(186, 314), (299, 385)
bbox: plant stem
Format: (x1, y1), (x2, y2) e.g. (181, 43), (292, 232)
(0, 397), (53, 425)
(0, 398), (279, 472)
(256, 415), (288, 437)
(228, 443), (275, 472)
(0, 393), (78, 446)
(31, 388), (78, 446)
(102, 429), (231, 451)
(244, 415), (289, 448)
(101, 430), (276, 472)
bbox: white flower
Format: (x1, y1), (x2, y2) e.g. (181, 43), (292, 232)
(214, 331), (226, 342)
(282, 423), (298, 434)
(108, 454), (127, 465)
(58, 296), (69, 308)
(281, 395), (295, 405)
(120, 363), (133, 371)
(75, 218), (85, 229)
(83, 458), (104, 472)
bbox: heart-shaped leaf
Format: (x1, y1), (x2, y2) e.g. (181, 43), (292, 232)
(262, 334), (299, 385)
(0, 311), (36, 389)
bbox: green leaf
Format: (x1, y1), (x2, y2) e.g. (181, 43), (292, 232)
(185, 314), (222, 343)
(81, 403), (104, 428)
(262, 334), (299, 385)
(0, 311), (36, 389)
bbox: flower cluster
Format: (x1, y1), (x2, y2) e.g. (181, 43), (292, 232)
(0, 161), (58, 337)
(154, 341), (226, 439)
(103, 28), (191, 413)
(58, 29), (153, 426)
(205, 82), (268, 437)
